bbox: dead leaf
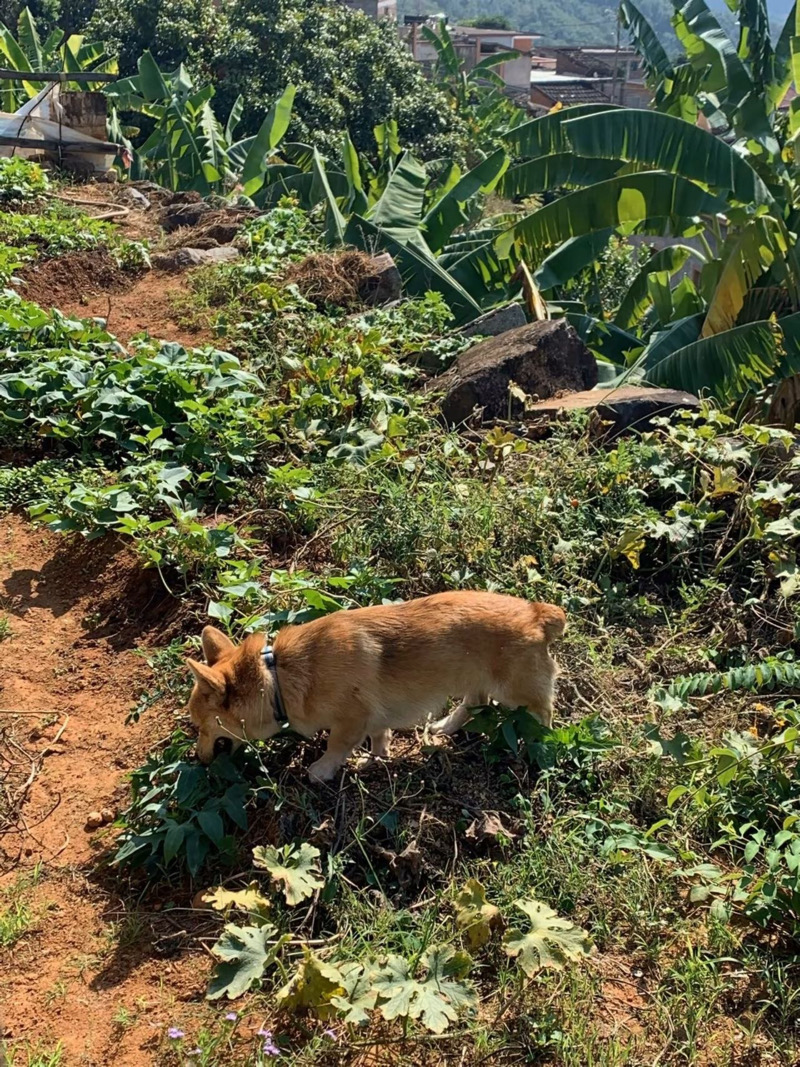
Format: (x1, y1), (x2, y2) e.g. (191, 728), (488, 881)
(465, 812), (516, 846)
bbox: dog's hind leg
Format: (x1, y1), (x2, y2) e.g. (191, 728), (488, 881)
(430, 694), (485, 736)
(370, 729), (392, 758)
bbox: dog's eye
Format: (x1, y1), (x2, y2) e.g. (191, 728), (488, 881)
(213, 736), (233, 757)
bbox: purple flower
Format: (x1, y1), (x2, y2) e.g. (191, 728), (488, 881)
(262, 1038), (280, 1057)
(257, 1028), (272, 1038)
(167, 1027), (185, 1040)
(322, 1029), (336, 1040)
(224, 1012), (238, 1022)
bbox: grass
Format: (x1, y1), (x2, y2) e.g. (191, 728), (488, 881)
(4, 1045), (63, 1067)
(0, 865), (42, 948)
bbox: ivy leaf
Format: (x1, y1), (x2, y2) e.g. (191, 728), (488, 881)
(330, 961), (378, 1026)
(207, 922), (286, 1000)
(373, 945), (477, 1034)
(252, 842), (324, 905)
(202, 882), (271, 921)
(503, 899), (594, 977)
(276, 948), (345, 1018)
(454, 878), (502, 948)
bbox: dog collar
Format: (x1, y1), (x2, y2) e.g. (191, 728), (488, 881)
(262, 643), (288, 724)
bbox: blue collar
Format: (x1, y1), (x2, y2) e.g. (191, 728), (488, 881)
(262, 644), (288, 724)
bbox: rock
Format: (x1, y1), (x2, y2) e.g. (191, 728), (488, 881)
(85, 811), (103, 830)
(358, 252), (403, 306)
(429, 319), (597, 426)
(151, 246), (241, 271)
(186, 236), (220, 250)
(126, 187), (151, 210)
(527, 385), (702, 436)
(202, 221), (242, 245)
(100, 807), (116, 824)
(460, 303), (527, 339)
(161, 200), (214, 232)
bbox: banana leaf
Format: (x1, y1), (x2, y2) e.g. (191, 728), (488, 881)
(367, 151), (427, 243)
(500, 154), (623, 199)
(240, 84), (296, 196)
(503, 104), (618, 159)
(423, 149), (508, 253)
(534, 230), (616, 290)
(563, 108), (771, 206)
(614, 244), (702, 329)
(496, 172), (726, 263)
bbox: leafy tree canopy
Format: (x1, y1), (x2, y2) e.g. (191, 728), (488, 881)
(81, 0), (466, 160)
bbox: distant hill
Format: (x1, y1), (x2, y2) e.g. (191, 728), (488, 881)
(396, 0), (676, 47)
(397, 0), (793, 49)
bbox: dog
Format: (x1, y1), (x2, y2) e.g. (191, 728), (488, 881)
(186, 590), (566, 782)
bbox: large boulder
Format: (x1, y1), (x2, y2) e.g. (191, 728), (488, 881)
(527, 385), (701, 436)
(429, 319), (597, 425)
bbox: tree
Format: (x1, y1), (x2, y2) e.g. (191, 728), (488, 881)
(87, 0), (466, 161)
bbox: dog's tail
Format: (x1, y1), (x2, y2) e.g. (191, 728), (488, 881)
(536, 603), (567, 645)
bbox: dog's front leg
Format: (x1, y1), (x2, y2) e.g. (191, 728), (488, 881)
(308, 719), (366, 783)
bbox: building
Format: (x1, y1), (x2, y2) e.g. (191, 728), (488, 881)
(529, 71), (613, 109)
(406, 22), (541, 95)
(531, 45), (650, 107)
(344, 0), (397, 20)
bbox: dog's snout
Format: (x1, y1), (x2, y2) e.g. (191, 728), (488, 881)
(213, 736), (233, 757)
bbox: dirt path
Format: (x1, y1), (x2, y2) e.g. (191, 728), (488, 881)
(19, 256), (215, 348)
(0, 516), (205, 1064)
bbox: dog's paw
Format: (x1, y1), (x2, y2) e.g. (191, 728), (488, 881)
(430, 715), (458, 736)
(307, 757), (339, 783)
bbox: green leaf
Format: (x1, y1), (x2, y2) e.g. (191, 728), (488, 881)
(374, 945), (477, 1034)
(500, 154), (622, 200)
(424, 149), (508, 253)
(496, 173), (724, 263)
(163, 821), (185, 864)
(344, 213), (481, 324)
(503, 104), (618, 159)
(207, 921), (284, 1000)
(454, 878), (502, 949)
(615, 245), (701, 329)
(534, 230), (615, 290)
(368, 151), (427, 244)
(702, 216), (788, 337)
(197, 808), (224, 847)
(563, 107), (771, 206)
(311, 148), (346, 245)
(252, 842), (324, 905)
(503, 898), (594, 977)
(241, 84), (296, 196)
(276, 948), (345, 1018)
(330, 962), (378, 1026)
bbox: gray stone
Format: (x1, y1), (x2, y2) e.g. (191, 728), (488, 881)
(152, 246), (241, 271)
(161, 200), (214, 232)
(429, 319), (597, 426)
(358, 252), (403, 306)
(527, 385), (701, 436)
(460, 303), (526, 339)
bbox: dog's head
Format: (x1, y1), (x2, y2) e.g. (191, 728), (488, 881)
(186, 627), (282, 763)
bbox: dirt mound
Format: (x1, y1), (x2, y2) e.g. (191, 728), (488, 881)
(284, 249), (396, 310)
(17, 248), (132, 312)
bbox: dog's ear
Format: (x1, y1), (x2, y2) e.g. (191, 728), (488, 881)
(201, 625), (235, 666)
(187, 658), (227, 699)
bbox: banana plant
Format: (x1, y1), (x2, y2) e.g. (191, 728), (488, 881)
(469, 0), (800, 403)
(0, 6), (117, 112)
(301, 129), (513, 322)
(105, 52), (295, 195)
